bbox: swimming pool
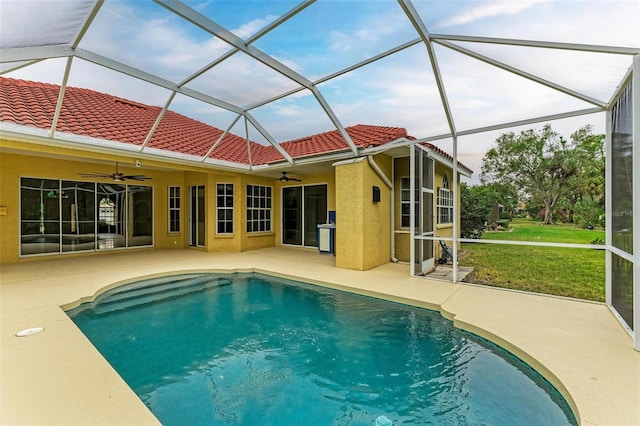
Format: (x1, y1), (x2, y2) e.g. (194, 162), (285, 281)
(67, 272), (577, 425)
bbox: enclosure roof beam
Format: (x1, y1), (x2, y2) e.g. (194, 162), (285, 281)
(244, 37), (423, 111)
(140, 91), (177, 152)
(0, 59), (44, 75)
(156, 0), (314, 90)
(245, 113), (295, 164)
(0, 45), (73, 63)
(200, 114), (243, 162)
(311, 87), (359, 155)
(430, 33), (640, 55)
(157, 0), (355, 156)
(398, 0), (456, 137)
(314, 37), (423, 86)
(71, 0), (104, 49)
(73, 48), (245, 114)
(49, 57), (74, 138)
(435, 39), (607, 108)
(178, 0), (316, 87)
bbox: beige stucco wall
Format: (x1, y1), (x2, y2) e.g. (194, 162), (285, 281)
(0, 142), (286, 263)
(392, 157), (463, 263)
(1, 138), (462, 267)
(393, 157), (411, 262)
(335, 155), (391, 271)
(0, 150), (189, 262)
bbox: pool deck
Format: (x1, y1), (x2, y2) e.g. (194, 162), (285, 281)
(1, 247), (638, 425)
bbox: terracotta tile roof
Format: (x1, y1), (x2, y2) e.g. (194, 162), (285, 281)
(0, 77), (471, 173)
(278, 125), (412, 160)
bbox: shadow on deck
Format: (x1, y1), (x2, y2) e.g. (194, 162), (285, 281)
(425, 264), (474, 282)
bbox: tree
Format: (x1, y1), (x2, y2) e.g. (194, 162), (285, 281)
(480, 124), (586, 225)
(460, 182), (519, 238)
(563, 126), (605, 223)
(460, 183), (492, 238)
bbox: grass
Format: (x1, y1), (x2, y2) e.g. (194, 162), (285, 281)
(460, 218), (605, 301)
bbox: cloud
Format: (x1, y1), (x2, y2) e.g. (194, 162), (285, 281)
(231, 15), (277, 39)
(191, 1), (214, 13)
(3, 0), (636, 170)
(436, 0), (548, 28)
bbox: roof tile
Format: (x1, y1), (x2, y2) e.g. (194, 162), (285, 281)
(0, 77), (471, 173)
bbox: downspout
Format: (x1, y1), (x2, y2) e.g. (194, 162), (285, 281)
(367, 155), (398, 263)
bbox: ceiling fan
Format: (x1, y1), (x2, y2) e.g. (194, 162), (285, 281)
(276, 172), (301, 182)
(79, 162), (151, 181)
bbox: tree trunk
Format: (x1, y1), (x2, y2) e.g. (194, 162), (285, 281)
(543, 203), (553, 224)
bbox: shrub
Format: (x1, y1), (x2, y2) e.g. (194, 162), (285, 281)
(499, 211), (511, 220)
(495, 219), (509, 228)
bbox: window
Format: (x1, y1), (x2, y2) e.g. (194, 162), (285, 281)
(168, 186), (180, 233)
(401, 177), (411, 227)
(246, 184), (272, 232)
(216, 183), (234, 234)
(20, 177), (152, 256)
(437, 174), (454, 224)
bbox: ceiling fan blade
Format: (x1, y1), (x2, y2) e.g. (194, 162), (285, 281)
(277, 172), (301, 182)
(122, 175), (152, 181)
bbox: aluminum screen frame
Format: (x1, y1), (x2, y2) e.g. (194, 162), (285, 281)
(606, 55), (639, 350)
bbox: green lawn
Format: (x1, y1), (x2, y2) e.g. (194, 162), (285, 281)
(460, 218), (605, 301)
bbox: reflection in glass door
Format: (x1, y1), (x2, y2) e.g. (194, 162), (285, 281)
(128, 185), (153, 247)
(283, 187), (302, 245)
(189, 185), (205, 247)
(62, 181), (95, 252)
(282, 185), (327, 247)
(97, 183), (126, 249)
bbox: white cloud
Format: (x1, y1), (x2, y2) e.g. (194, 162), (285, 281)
(3, 0), (636, 170)
(231, 15), (277, 39)
(436, 0), (549, 28)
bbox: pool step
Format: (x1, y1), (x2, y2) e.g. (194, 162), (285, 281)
(71, 273), (241, 316)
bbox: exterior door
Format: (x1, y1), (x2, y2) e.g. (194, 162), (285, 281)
(282, 184), (327, 248)
(411, 147), (435, 275)
(189, 185), (205, 247)
(283, 186), (302, 245)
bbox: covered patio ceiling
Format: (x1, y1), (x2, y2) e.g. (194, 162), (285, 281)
(1, 0), (638, 177)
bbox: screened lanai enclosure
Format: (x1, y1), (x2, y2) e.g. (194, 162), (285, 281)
(0, 0), (638, 349)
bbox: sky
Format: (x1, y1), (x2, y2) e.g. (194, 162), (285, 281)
(2, 0), (639, 183)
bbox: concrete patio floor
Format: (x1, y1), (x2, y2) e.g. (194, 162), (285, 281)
(1, 247), (638, 425)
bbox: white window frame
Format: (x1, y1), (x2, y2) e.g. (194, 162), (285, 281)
(168, 185), (180, 233)
(400, 177), (411, 228)
(437, 174), (454, 224)
(216, 183), (234, 235)
(246, 184), (272, 233)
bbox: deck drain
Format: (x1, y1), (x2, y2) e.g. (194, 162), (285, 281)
(15, 327), (44, 337)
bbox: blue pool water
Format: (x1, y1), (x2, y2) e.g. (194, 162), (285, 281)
(67, 273), (577, 425)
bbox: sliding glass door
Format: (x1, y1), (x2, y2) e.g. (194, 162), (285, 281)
(189, 185), (206, 247)
(20, 178), (60, 255)
(283, 186), (302, 245)
(97, 183), (126, 249)
(282, 184), (327, 248)
(62, 181), (96, 252)
(20, 177), (153, 256)
(128, 185), (153, 247)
